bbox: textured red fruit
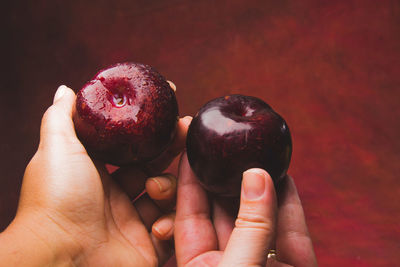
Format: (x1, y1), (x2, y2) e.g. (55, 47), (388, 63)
(73, 62), (179, 165)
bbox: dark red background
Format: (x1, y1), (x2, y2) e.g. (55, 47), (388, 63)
(2, 0), (399, 266)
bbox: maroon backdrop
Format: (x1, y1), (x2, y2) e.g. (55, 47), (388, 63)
(2, 0), (399, 266)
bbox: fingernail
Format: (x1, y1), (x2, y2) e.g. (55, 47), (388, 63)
(182, 116), (193, 126)
(153, 217), (174, 238)
(243, 168), (266, 200)
(151, 176), (172, 193)
(167, 80), (176, 92)
(53, 85), (67, 103)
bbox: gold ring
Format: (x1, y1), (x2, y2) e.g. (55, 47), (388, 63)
(267, 249), (277, 259)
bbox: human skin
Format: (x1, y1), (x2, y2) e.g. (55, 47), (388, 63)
(0, 85), (316, 267)
(174, 153), (318, 267)
(0, 85), (190, 267)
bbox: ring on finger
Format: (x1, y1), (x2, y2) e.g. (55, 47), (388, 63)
(267, 249), (277, 259)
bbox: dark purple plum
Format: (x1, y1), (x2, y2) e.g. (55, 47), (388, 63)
(73, 62), (179, 165)
(186, 95), (292, 196)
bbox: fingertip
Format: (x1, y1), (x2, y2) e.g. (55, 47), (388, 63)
(176, 151), (211, 219)
(180, 115), (192, 127)
(242, 168), (275, 201)
(53, 85), (75, 103)
(175, 116), (192, 140)
(275, 174), (317, 267)
(233, 167), (278, 234)
(146, 174), (176, 200)
(219, 169), (278, 267)
(167, 80), (176, 92)
(51, 85), (76, 118)
(152, 214), (175, 240)
(285, 175), (298, 194)
(243, 168), (273, 187)
(177, 152), (195, 186)
(179, 151), (188, 166)
(243, 168), (269, 177)
(277, 175), (300, 207)
(39, 85), (79, 150)
(145, 116), (192, 173)
(53, 85), (67, 103)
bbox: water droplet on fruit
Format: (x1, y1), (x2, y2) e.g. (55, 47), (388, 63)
(112, 93), (127, 107)
(281, 123), (287, 133)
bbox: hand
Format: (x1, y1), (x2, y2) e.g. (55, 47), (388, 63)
(174, 153), (317, 267)
(0, 85), (190, 266)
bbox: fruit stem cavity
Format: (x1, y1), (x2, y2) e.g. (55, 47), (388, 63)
(112, 93), (127, 107)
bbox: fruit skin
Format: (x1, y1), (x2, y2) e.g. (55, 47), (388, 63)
(186, 94), (292, 197)
(73, 62), (179, 165)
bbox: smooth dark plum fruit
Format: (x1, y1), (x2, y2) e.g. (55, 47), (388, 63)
(186, 95), (292, 196)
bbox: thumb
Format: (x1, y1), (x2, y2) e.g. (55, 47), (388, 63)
(219, 169), (277, 267)
(39, 85), (81, 151)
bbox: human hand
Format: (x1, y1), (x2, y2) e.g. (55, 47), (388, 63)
(174, 153), (317, 267)
(1, 85), (190, 266)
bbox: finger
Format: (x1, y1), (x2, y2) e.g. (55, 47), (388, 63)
(151, 211), (175, 266)
(175, 153), (218, 266)
(152, 212), (175, 240)
(146, 174), (177, 211)
(275, 176), (317, 267)
(133, 174), (177, 231)
(107, 180), (156, 266)
(144, 116), (192, 176)
(114, 172), (176, 228)
(20, 85), (103, 211)
(93, 160), (113, 197)
(212, 196), (238, 250)
(267, 258), (294, 267)
(166, 80), (176, 92)
(134, 194), (162, 231)
(39, 85), (84, 152)
(112, 115), (190, 198)
(219, 169), (277, 267)
(112, 166), (148, 199)
(150, 233), (174, 266)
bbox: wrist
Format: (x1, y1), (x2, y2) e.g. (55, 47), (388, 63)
(0, 211), (84, 266)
